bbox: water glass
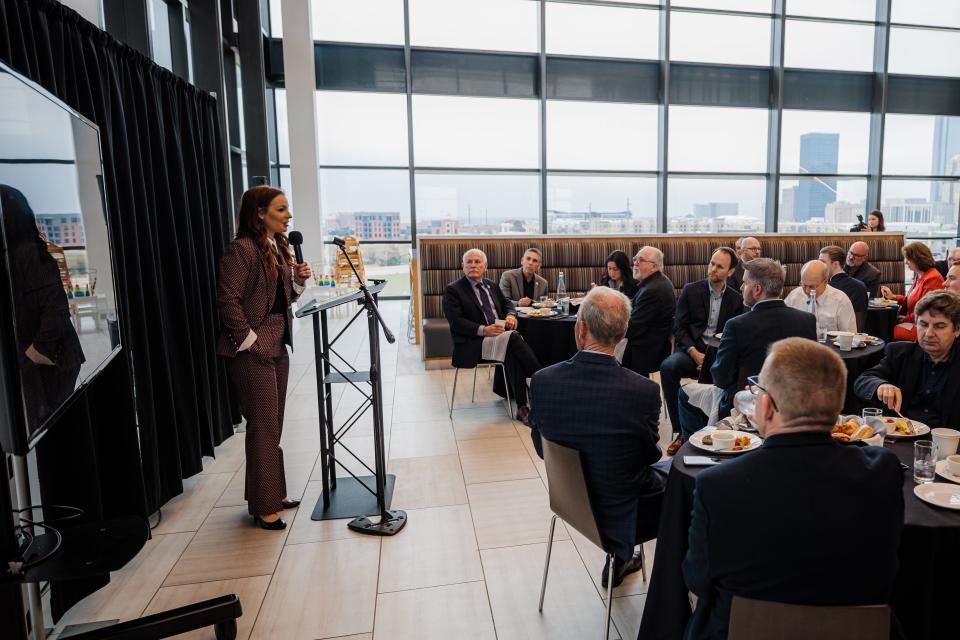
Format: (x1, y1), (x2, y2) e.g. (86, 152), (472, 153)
(914, 440), (937, 484)
(539, 295), (548, 307)
(560, 298), (570, 316)
(816, 321), (829, 343)
(862, 407), (883, 421)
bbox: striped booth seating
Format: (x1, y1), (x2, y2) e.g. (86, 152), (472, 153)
(417, 233), (906, 363)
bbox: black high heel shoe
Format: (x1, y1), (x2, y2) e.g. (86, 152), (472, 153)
(280, 498), (301, 510)
(252, 515), (287, 530)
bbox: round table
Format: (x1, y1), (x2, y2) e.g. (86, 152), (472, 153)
(826, 340), (885, 414)
(515, 311), (578, 367)
(866, 304), (899, 343)
(637, 439), (960, 640)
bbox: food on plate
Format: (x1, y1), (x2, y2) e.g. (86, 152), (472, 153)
(526, 308), (553, 317)
(833, 418), (860, 436)
(893, 418), (914, 435)
(831, 418), (875, 443)
(702, 434), (713, 446)
(832, 432), (851, 443)
(532, 300), (556, 308)
(852, 425), (875, 440)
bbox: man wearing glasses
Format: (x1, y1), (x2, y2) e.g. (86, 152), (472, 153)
(935, 246), (960, 279)
(622, 246), (676, 377)
(682, 338), (904, 640)
(844, 241), (882, 298)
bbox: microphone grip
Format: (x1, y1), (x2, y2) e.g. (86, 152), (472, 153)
(332, 236), (346, 248)
(293, 243), (304, 264)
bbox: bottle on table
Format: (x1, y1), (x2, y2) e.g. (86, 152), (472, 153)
(557, 271), (569, 315)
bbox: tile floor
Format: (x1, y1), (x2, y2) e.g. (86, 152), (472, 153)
(48, 301), (673, 640)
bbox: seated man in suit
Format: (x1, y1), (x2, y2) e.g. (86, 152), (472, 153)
(784, 260), (857, 334)
(683, 338), (904, 640)
(622, 246), (676, 377)
(945, 264), (960, 294)
(499, 247), (548, 307)
(661, 247), (744, 455)
(844, 241), (882, 298)
(820, 245), (868, 325)
(854, 289), (960, 428)
(677, 258), (817, 439)
(443, 249), (541, 423)
(529, 287), (667, 588)
(728, 236), (760, 292)
(934, 246), (960, 278)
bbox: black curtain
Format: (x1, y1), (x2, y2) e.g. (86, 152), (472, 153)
(0, 0), (236, 618)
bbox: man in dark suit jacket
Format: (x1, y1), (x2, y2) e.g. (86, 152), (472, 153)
(677, 258), (817, 439)
(443, 248), (541, 421)
(854, 290), (960, 428)
(821, 245), (868, 328)
(623, 246), (676, 376)
(727, 236), (761, 292)
(934, 246), (960, 278)
(683, 338), (904, 640)
(844, 241), (882, 298)
(661, 248), (744, 454)
(529, 287), (667, 588)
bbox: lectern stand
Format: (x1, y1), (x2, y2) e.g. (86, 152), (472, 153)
(295, 279), (406, 536)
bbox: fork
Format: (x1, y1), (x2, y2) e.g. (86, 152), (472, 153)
(891, 407), (916, 433)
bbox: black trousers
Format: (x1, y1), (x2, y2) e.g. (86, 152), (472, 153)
(491, 332), (541, 408)
(660, 351), (699, 434)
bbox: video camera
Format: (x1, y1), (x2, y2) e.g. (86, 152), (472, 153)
(849, 214), (869, 232)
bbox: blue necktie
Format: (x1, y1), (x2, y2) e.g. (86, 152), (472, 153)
(476, 282), (497, 325)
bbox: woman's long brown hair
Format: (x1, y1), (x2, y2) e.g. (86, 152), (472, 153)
(235, 185), (294, 280)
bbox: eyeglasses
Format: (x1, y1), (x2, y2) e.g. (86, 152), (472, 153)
(847, 250), (867, 258)
(746, 375), (779, 412)
(633, 258), (656, 265)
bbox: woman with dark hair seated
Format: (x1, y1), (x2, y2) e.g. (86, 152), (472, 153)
(594, 250), (638, 298)
(881, 241), (944, 341)
(867, 209), (886, 232)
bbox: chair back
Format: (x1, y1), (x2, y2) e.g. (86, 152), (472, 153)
(541, 437), (605, 550)
(728, 596), (889, 640)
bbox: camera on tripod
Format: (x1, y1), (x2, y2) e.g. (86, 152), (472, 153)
(850, 214), (868, 232)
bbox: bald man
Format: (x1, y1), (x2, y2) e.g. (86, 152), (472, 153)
(945, 264), (960, 294)
(729, 236), (760, 292)
(935, 246), (960, 278)
(844, 241), (882, 298)
(784, 260), (857, 333)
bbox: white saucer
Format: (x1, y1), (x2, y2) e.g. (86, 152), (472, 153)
(914, 482), (960, 510)
(689, 427), (762, 455)
(935, 460), (960, 484)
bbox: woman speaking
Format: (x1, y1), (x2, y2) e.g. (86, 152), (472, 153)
(217, 186), (310, 529)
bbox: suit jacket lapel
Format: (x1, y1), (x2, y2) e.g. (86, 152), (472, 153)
(460, 276), (486, 319)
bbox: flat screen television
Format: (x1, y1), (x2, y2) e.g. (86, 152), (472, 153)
(0, 61), (122, 455)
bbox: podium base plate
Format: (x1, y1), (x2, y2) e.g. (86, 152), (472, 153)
(310, 474), (396, 521)
(347, 510), (408, 536)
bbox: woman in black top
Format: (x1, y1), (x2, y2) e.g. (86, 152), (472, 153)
(594, 250), (638, 298)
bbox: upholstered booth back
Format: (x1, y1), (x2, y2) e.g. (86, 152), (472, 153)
(417, 233), (906, 360)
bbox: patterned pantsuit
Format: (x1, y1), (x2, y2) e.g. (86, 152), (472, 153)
(227, 314), (290, 517)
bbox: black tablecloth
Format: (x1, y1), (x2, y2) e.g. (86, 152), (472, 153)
(516, 312), (578, 367)
(637, 440), (960, 640)
(829, 340), (885, 414)
(866, 305), (899, 343)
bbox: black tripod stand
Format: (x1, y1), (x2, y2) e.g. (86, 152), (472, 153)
(295, 239), (406, 536)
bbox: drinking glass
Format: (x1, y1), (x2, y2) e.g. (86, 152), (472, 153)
(310, 262), (323, 286)
(539, 295), (548, 307)
(914, 440), (937, 484)
(862, 407), (883, 421)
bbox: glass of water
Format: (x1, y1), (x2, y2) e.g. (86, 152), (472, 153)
(862, 407), (883, 421)
(914, 440), (937, 484)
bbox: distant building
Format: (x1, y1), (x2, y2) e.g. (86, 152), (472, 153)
(824, 200), (865, 224)
(419, 218), (461, 235)
(780, 186), (796, 221)
(35, 213), (85, 247)
(884, 198), (955, 225)
(352, 211), (402, 240)
(795, 133), (839, 221)
(931, 116), (960, 203)
(693, 202), (738, 219)
(667, 215), (763, 234)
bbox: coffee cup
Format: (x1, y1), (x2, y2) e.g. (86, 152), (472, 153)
(712, 431), (736, 451)
(494, 319), (506, 328)
(853, 333), (868, 347)
(947, 454), (960, 477)
(931, 428), (960, 461)
(835, 331), (855, 351)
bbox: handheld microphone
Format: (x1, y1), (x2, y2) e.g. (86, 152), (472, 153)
(332, 236), (346, 248)
(288, 230), (304, 263)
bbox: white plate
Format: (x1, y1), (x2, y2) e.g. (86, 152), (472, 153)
(879, 417), (930, 439)
(715, 333), (723, 340)
(935, 460), (960, 484)
(523, 309), (558, 318)
(689, 427), (763, 455)
(914, 482), (960, 510)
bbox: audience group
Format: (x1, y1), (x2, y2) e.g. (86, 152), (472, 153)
(442, 233), (960, 636)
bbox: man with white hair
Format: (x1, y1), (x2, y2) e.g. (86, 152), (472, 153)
(622, 246), (676, 377)
(728, 236), (761, 291)
(844, 240), (882, 298)
(935, 246), (960, 278)
(784, 260), (857, 333)
(530, 287), (667, 588)
(944, 264), (960, 294)
(443, 249), (541, 422)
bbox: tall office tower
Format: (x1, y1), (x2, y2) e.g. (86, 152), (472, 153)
(931, 116), (960, 203)
(794, 133), (839, 221)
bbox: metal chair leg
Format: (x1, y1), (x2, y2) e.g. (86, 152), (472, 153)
(471, 366), (479, 402)
(639, 544), (647, 582)
(500, 363), (513, 419)
(604, 553), (615, 639)
(449, 368), (459, 418)
(538, 514), (558, 612)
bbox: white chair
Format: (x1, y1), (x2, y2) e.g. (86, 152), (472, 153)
(448, 360), (512, 419)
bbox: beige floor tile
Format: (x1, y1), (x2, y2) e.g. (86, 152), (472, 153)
(202, 433), (246, 475)
(58, 532), (193, 628)
(378, 504), (483, 593)
(452, 417), (519, 441)
(467, 478), (568, 550)
(280, 417), (324, 451)
(567, 528), (655, 597)
(610, 594), (647, 640)
(311, 435), (382, 480)
(286, 481), (371, 545)
(285, 393), (321, 421)
(394, 373), (447, 397)
(216, 448), (318, 509)
(143, 575), (272, 640)
(387, 454), (468, 510)
(514, 423), (547, 479)
(373, 582), (495, 640)
(164, 506), (288, 586)
(388, 420), (457, 459)
(457, 437), (539, 485)
(450, 404), (514, 425)
(481, 541), (619, 640)
(392, 397), (450, 423)
(154, 472), (232, 534)
(251, 539), (380, 639)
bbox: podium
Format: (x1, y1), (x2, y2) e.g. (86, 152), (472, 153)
(295, 280), (406, 535)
